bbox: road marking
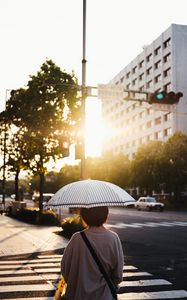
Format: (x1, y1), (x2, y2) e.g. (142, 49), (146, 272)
(0, 269), (35, 275)
(0, 275), (47, 282)
(119, 279), (172, 287)
(0, 262), (60, 269)
(0, 253), (186, 300)
(5, 298), (54, 300)
(0, 258), (61, 264)
(0, 284), (54, 292)
(173, 221), (187, 226)
(106, 221), (187, 229)
(123, 265), (138, 270)
(123, 272), (152, 278)
(37, 255), (62, 259)
(118, 290), (187, 299)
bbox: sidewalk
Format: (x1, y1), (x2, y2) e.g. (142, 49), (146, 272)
(0, 214), (69, 257)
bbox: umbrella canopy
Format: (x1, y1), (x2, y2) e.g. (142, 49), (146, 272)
(44, 179), (135, 209)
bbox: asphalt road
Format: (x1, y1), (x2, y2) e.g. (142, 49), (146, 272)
(107, 208), (187, 291)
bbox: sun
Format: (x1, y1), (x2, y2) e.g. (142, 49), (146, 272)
(46, 98), (105, 171)
(85, 98), (103, 157)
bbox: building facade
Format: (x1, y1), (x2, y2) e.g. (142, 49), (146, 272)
(102, 24), (187, 159)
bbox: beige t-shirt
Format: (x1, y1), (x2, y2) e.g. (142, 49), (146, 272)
(61, 226), (124, 300)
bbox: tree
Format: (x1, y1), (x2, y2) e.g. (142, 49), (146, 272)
(5, 128), (28, 200)
(3, 59), (80, 211)
(162, 132), (187, 205)
(130, 141), (164, 195)
(86, 153), (130, 189)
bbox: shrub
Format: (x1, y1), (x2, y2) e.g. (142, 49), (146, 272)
(61, 215), (87, 238)
(8, 207), (59, 226)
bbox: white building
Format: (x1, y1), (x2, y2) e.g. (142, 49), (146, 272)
(102, 24), (187, 159)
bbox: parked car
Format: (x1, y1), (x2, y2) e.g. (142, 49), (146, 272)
(135, 196), (164, 211)
(32, 193), (54, 206)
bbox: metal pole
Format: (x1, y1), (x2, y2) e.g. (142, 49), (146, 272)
(81, 0), (87, 180)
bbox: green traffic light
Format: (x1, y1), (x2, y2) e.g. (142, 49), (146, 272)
(155, 92), (165, 101)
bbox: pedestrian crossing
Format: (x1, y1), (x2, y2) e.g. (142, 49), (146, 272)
(0, 253), (187, 299)
(106, 221), (187, 229)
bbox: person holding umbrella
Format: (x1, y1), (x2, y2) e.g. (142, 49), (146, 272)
(60, 206), (124, 300)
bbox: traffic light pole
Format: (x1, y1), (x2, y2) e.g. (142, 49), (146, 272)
(81, 0), (87, 180)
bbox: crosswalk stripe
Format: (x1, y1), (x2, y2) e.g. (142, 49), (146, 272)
(106, 221), (187, 229)
(123, 265), (138, 270)
(0, 284), (54, 293)
(4, 298), (54, 300)
(0, 262), (60, 269)
(0, 269), (35, 275)
(0, 275), (48, 282)
(119, 279), (172, 287)
(118, 290), (187, 299)
(123, 272), (152, 278)
(37, 255), (62, 259)
(0, 258), (61, 264)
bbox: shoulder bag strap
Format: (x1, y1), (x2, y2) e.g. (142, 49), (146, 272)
(80, 231), (117, 300)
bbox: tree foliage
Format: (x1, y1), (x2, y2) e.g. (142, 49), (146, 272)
(162, 132), (187, 201)
(0, 59), (80, 210)
(130, 141), (164, 194)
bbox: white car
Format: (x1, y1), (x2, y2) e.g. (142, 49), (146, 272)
(135, 196), (164, 212)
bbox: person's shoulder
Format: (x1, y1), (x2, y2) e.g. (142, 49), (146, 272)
(70, 230), (84, 242)
(104, 228), (120, 240)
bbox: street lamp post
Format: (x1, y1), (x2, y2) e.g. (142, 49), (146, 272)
(81, 0), (87, 180)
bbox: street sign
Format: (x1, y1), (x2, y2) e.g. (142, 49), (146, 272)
(152, 103), (178, 112)
(98, 84), (124, 101)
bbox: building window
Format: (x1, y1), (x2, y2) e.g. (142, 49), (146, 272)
(139, 60), (144, 68)
(146, 80), (153, 89)
(158, 131), (162, 139)
(132, 78), (137, 86)
(139, 73), (144, 80)
(120, 76), (124, 83)
(164, 112), (171, 121)
(155, 60), (161, 69)
(126, 83), (131, 90)
(147, 120), (152, 128)
(164, 127), (172, 137)
(163, 68), (171, 77)
(155, 74), (162, 83)
(163, 38), (171, 49)
(154, 46), (161, 56)
(163, 52), (171, 63)
(132, 103), (136, 110)
(132, 66), (137, 74)
(164, 82), (171, 92)
(155, 132), (158, 139)
(146, 53), (152, 62)
(146, 66), (152, 75)
(155, 117), (162, 125)
(126, 72), (130, 79)
(139, 86), (144, 91)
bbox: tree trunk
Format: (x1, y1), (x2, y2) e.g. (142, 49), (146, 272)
(39, 172), (45, 212)
(15, 170), (20, 201)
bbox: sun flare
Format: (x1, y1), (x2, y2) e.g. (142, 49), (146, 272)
(85, 98), (103, 157)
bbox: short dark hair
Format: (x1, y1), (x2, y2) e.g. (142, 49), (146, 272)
(80, 206), (108, 227)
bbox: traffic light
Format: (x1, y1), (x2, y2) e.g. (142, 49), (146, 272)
(148, 91), (183, 104)
(62, 140), (70, 157)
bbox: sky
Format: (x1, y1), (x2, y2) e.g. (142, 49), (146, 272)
(1, 0), (187, 158)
